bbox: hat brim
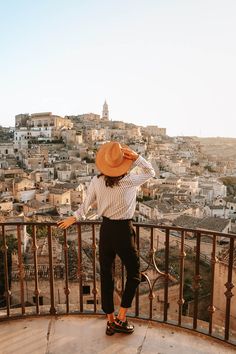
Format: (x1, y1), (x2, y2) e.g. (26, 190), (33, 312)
(95, 142), (133, 177)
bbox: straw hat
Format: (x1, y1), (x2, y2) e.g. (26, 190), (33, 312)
(95, 141), (133, 177)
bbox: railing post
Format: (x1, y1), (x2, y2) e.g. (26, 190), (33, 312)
(224, 237), (235, 341)
(32, 225), (40, 314)
(92, 224), (98, 313)
(1, 225), (11, 316)
(77, 224), (83, 313)
(149, 227), (154, 320)
(135, 225), (140, 317)
(17, 225), (25, 315)
(63, 229), (70, 314)
(47, 225), (56, 315)
(208, 235), (217, 335)
(164, 228), (170, 322)
(193, 231), (201, 330)
(177, 230), (186, 326)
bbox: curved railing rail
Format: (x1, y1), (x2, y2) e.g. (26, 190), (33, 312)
(0, 221), (235, 347)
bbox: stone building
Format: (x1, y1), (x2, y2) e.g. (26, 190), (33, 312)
(145, 125), (166, 137)
(14, 112), (73, 149)
(48, 188), (71, 206)
(0, 143), (14, 157)
(53, 182), (85, 206)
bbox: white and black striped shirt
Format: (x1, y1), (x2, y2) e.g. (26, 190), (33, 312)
(73, 156), (155, 220)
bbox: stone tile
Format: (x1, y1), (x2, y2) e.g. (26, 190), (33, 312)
(138, 321), (236, 354)
(0, 315), (235, 354)
(0, 317), (49, 354)
(48, 316), (148, 354)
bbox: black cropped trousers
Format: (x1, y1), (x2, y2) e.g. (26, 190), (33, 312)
(99, 216), (141, 314)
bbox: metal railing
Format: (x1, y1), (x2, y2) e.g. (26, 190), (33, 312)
(0, 221), (235, 347)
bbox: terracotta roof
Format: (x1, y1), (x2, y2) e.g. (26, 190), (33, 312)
(24, 199), (54, 209)
(197, 217), (230, 232)
(172, 215), (200, 229)
(173, 215), (231, 233)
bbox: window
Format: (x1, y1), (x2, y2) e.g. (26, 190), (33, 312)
(33, 296), (43, 305)
(82, 285), (90, 295)
(86, 299), (99, 305)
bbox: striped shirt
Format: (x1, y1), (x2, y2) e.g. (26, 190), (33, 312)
(73, 156), (155, 220)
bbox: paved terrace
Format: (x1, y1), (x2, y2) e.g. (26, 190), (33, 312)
(0, 315), (235, 354)
(1, 221), (235, 353)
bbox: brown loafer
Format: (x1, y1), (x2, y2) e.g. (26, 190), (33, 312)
(114, 318), (134, 334)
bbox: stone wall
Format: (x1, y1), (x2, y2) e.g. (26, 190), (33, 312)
(11, 278), (100, 312)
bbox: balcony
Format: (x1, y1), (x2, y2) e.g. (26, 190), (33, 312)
(0, 221), (235, 353)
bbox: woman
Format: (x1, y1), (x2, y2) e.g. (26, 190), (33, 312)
(58, 141), (155, 335)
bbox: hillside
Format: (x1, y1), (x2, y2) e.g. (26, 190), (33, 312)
(196, 137), (236, 160)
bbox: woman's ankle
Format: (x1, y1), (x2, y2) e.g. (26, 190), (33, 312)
(116, 315), (126, 322)
(107, 312), (115, 323)
(117, 307), (128, 322)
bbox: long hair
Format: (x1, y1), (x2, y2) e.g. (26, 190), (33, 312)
(97, 173), (126, 188)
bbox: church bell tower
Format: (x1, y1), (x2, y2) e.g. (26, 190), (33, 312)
(102, 100), (109, 121)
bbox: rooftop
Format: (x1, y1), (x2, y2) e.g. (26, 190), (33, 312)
(173, 215), (231, 232)
(197, 217), (230, 232)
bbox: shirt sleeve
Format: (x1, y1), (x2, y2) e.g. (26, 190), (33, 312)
(73, 178), (96, 220)
(128, 155), (155, 186)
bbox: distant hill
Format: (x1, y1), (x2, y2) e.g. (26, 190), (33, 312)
(195, 137), (236, 160)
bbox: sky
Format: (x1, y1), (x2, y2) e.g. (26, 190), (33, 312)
(0, 0), (236, 137)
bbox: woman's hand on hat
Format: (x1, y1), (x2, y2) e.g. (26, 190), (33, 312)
(57, 216), (77, 229)
(121, 147), (138, 161)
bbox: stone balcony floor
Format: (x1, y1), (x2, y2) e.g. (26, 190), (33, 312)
(0, 315), (235, 354)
